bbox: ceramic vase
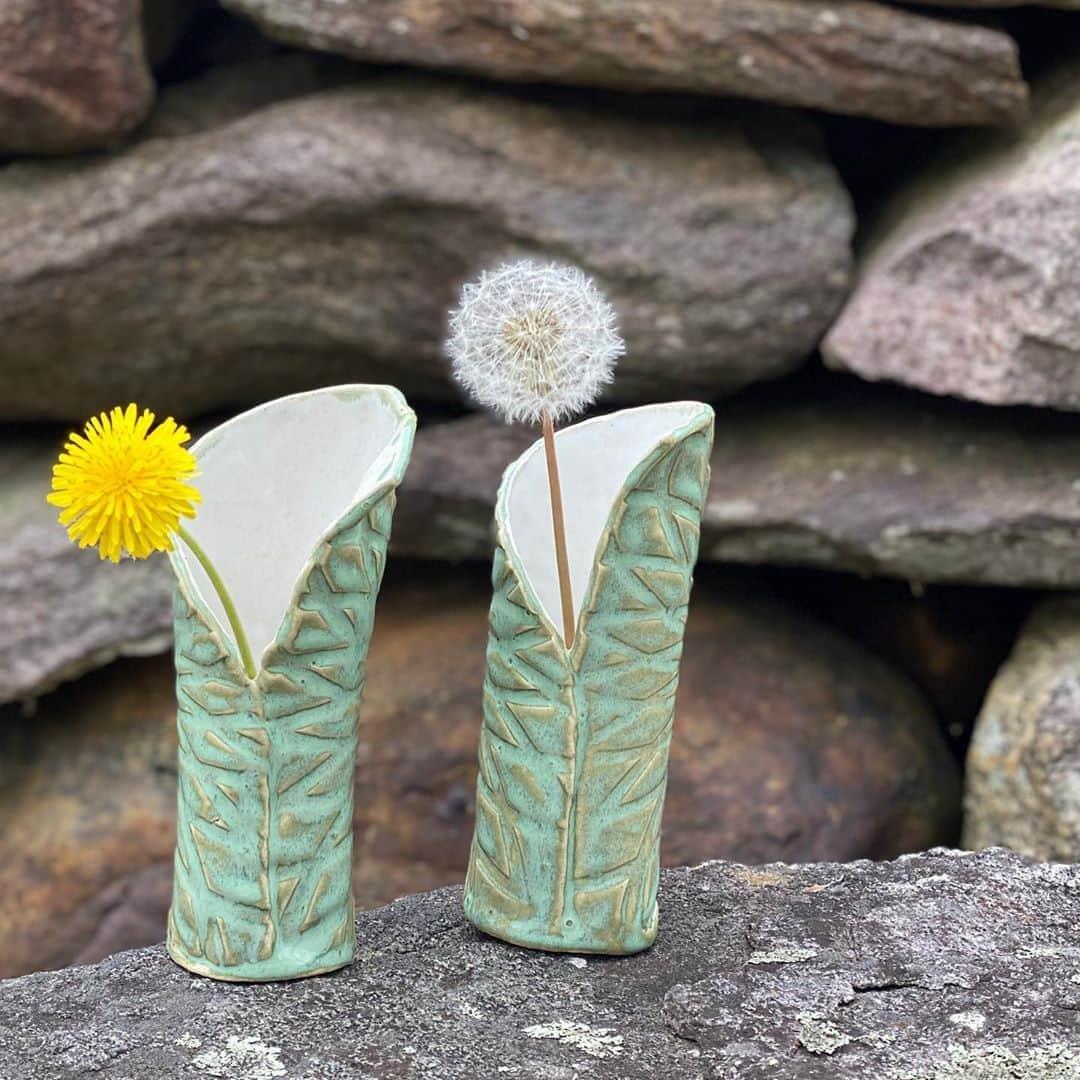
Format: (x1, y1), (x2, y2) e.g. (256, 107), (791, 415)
(463, 401), (714, 954)
(165, 385), (415, 981)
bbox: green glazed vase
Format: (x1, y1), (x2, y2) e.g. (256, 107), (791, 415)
(463, 401), (715, 954)
(165, 385), (415, 981)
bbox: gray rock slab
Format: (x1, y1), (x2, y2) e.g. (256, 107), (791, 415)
(12, 375), (1080, 704)
(0, 849), (1075, 1079)
(221, 0), (1028, 127)
(701, 387), (1080, 586)
(0, 62), (852, 423)
(393, 414), (534, 562)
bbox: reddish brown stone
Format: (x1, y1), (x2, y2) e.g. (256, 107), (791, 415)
(351, 572), (490, 904)
(0, 0), (154, 154)
(354, 566), (959, 892)
(0, 657), (177, 979)
(667, 572), (960, 864)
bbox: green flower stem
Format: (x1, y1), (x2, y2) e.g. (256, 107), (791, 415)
(176, 525), (257, 679)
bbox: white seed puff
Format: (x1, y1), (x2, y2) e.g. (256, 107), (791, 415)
(446, 261), (624, 425)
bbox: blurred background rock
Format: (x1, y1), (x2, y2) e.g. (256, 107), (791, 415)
(0, 0), (1077, 979)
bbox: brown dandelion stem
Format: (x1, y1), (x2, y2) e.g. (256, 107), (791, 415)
(542, 409), (575, 649)
(177, 525), (257, 680)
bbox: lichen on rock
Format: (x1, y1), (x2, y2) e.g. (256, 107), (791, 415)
(523, 1020), (625, 1059)
(797, 1013), (852, 1055)
(890, 1044), (1080, 1080)
(191, 1036), (286, 1079)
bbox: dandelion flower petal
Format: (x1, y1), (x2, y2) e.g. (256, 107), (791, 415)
(47, 405), (200, 562)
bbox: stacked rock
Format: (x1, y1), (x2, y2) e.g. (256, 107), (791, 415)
(0, 0), (1076, 979)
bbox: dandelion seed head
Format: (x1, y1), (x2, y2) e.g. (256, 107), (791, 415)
(446, 260), (624, 425)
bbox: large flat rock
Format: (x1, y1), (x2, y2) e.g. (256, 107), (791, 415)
(0, 565), (957, 977)
(823, 60), (1080, 411)
(701, 385), (1080, 585)
(0, 849), (1075, 1078)
(221, 0), (1028, 127)
(0, 0), (154, 154)
(401, 385), (1080, 587)
(0, 433), (172, 705)
(0, 62), (852, 423)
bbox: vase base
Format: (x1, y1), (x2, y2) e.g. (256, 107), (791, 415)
(463, 898), (657, 957)
(166, 933), (354, 983)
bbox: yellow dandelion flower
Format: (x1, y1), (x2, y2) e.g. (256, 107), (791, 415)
(47, 403), (201, 564)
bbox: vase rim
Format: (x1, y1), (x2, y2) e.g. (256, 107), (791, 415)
(497, 400), (713, 653)
(168, 383), (416, 679)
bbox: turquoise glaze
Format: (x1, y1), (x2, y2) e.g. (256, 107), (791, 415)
(464, 402), (714, 954)
(165, 387), (415, 981)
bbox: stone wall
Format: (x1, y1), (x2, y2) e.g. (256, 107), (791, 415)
(0, 0), (1077, 984)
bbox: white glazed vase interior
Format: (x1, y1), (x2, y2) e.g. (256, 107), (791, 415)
(505, 401), (706, 633)
(173, 385), (406, 664)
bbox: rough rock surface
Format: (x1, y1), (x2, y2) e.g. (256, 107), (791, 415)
(221, 0), (1028, 128)
(824, 60), (1080, 411)
(404, 384), (1080, 586)
(965, 597), (1080, 862)
(0, 567), (957, 978)
(0, 0), (154, 154)
(0, 63), (852, 423)
(0, 849), (1075, 1079)
(0, 434), (173, 704)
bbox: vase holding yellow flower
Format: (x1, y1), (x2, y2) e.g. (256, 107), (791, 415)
(49, 386), (416, 981)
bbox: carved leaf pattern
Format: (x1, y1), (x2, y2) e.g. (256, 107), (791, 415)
(464, 406), (714, 954)
(170, 607), (270, 972)
(168, 421), (411, 981)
